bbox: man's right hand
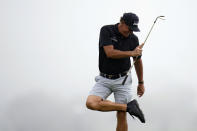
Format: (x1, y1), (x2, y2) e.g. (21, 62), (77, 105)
(131, 43), (144, 57)
(138, 43), (145, 49)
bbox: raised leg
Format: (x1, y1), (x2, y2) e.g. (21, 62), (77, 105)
(86, 95), (127, 112)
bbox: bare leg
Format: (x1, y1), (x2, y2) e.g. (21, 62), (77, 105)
(116, 111), (128, 131)
(86, 95), (127, 112)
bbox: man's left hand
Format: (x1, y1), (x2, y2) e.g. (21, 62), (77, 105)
(137, 84), (145, 97)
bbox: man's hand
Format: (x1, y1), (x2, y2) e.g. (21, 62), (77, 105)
(137, 84), (145, 97)
(132, 43), (144, 57)
(138, 43), (144, 49)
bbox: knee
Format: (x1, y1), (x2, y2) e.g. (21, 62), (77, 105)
(86, 95), (103, 110)
(86, 100), (94, 110)
(86, 99), (99, 110)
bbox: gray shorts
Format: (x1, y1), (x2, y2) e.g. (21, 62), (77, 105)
(89, 73), (133, 104)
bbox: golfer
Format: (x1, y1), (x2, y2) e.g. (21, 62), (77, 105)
(86, 12), (145, 131)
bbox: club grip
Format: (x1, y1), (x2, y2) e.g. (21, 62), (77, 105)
(122, 75), (128, 85)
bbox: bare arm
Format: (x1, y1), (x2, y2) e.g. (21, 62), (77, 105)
(103, 45), (142, 59)
(134, 58), (145, 97)
(134, 58), (143, 82)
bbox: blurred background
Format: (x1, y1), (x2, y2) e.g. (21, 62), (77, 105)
(0, 0), (197, 131)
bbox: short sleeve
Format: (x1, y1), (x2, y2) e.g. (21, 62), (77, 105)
(132, 35), (142, 60)
(99, 26), (113, 47)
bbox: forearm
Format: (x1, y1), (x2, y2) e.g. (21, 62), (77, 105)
(134, 58), (144, 82)
(107, 49), (134, 59)
(104, 45), (142, 59)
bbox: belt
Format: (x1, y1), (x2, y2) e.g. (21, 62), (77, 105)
(100, 71), (128, 79)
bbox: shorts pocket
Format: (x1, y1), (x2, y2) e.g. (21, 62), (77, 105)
(125, 74), (132, 85)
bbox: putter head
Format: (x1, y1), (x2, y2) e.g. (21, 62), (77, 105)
(158, 16), (165, 20)
(154, 16), (165, 23)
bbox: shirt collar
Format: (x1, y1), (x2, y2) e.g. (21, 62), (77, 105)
(114, 23), (122, 36)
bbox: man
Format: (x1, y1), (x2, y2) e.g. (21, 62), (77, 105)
(86, 12), (145, 131)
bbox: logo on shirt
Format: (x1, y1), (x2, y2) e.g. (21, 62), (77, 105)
(111, 37), (118, 42)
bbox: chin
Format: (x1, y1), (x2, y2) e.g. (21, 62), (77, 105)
(123, 33), (129, 37)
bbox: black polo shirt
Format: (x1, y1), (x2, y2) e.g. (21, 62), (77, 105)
(98, 23), (141, 75)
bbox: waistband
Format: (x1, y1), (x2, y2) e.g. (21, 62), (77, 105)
(100, 71), (128, 79)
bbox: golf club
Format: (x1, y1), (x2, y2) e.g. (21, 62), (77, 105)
(122, 16), (165, 85)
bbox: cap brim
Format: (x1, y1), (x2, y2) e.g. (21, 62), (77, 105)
(129, 26), (140, 32)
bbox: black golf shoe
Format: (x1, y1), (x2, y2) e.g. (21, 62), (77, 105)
(126, 99), (145, 123)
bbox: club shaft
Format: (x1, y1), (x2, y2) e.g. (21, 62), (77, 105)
(122, 16), (164, 85)
(143, 22), (156, 44)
